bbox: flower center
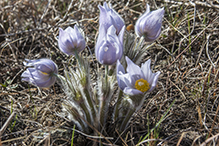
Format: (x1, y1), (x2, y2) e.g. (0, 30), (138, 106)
(135, 78), (150, 92)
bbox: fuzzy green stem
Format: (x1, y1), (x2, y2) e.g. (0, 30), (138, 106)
(113, 89), (123, 122)
(78, 100), (92, 124)
(56, 73), (76, 95)
(74, 114), (87, 131)
(99, 95), (107, 127)
(119, 108), (135, 131)
(83, 87), (96, 122)
(105, 65), (108, 86)
(63, 103), (87, 132)
(54, 73), (65, 81)
(135, 36), (144, 51)
(74, 50), (82, 68)
(99, 66), (109, 128)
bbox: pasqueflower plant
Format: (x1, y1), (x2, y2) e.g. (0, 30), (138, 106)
(21, 2), (164, 140)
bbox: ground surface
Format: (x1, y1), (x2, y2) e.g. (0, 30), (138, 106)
(0, 0), (219, 145)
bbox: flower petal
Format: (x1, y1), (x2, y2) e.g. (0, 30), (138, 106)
(117, 73), (128, 90)
(98, 41), (117, 65)
(73, 25), (86, 50)
(117, 60), (127, 90)
(21, 68), (52, 87)
(141, 59), (153, 84)
(123, 87), (143, 95)
(135, 4), (150, 37)
(98, 4), (111, 29)
(96, 24), (107, 50)
(125, 56), (143, 79)
(109, 11), (125, 34)
(148, 71), (160, 92)
(117, 59), (125, 74)
(118, 26), (125, 45)
(58, 28), (74, 55)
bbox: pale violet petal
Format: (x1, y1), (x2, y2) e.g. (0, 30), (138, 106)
(148, 71), (160, 92)
(141, 59), (153, 84)
(98, 41), (117, 65)
(96, 24), (107, 50)
(103, 2), (110, 11)
(58, 28), (74, 55)
(118, 26), (125, 45)
(117, 73), (128, 90)
(135, 4), (150, 37)
(117, 59), (125, 74)
(98, 4), (111, 29)
(123, 87), (143, 95)
(65, 26), (74, 34)
(125, 56), (143, 78)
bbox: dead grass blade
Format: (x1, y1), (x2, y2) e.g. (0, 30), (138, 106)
(167, 15), (219, 69)
(200, 133), (219, 146)
(0, 112), (15, 137)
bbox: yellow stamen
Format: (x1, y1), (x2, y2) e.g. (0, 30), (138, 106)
(41, 71), (49, 75)
(135, 78), (150, 92)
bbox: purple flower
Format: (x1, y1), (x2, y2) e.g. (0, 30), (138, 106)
(95, 25), (125, 65)
(21, 58), (58, 88)
(135, 4), (164, 42)
(99, 2), (125, 35)
(117, 56), (160, 95)
(58, 25), (86, 55)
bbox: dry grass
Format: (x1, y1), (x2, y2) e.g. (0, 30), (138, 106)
(0, 0), (219, 145)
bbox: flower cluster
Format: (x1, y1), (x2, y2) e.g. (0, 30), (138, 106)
(21, 2), (164, 136)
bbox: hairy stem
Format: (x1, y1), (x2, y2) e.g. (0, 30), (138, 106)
(83, 87), (97, 123)
(119, 108), (135, 132)
(113, 89), (123, 122)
